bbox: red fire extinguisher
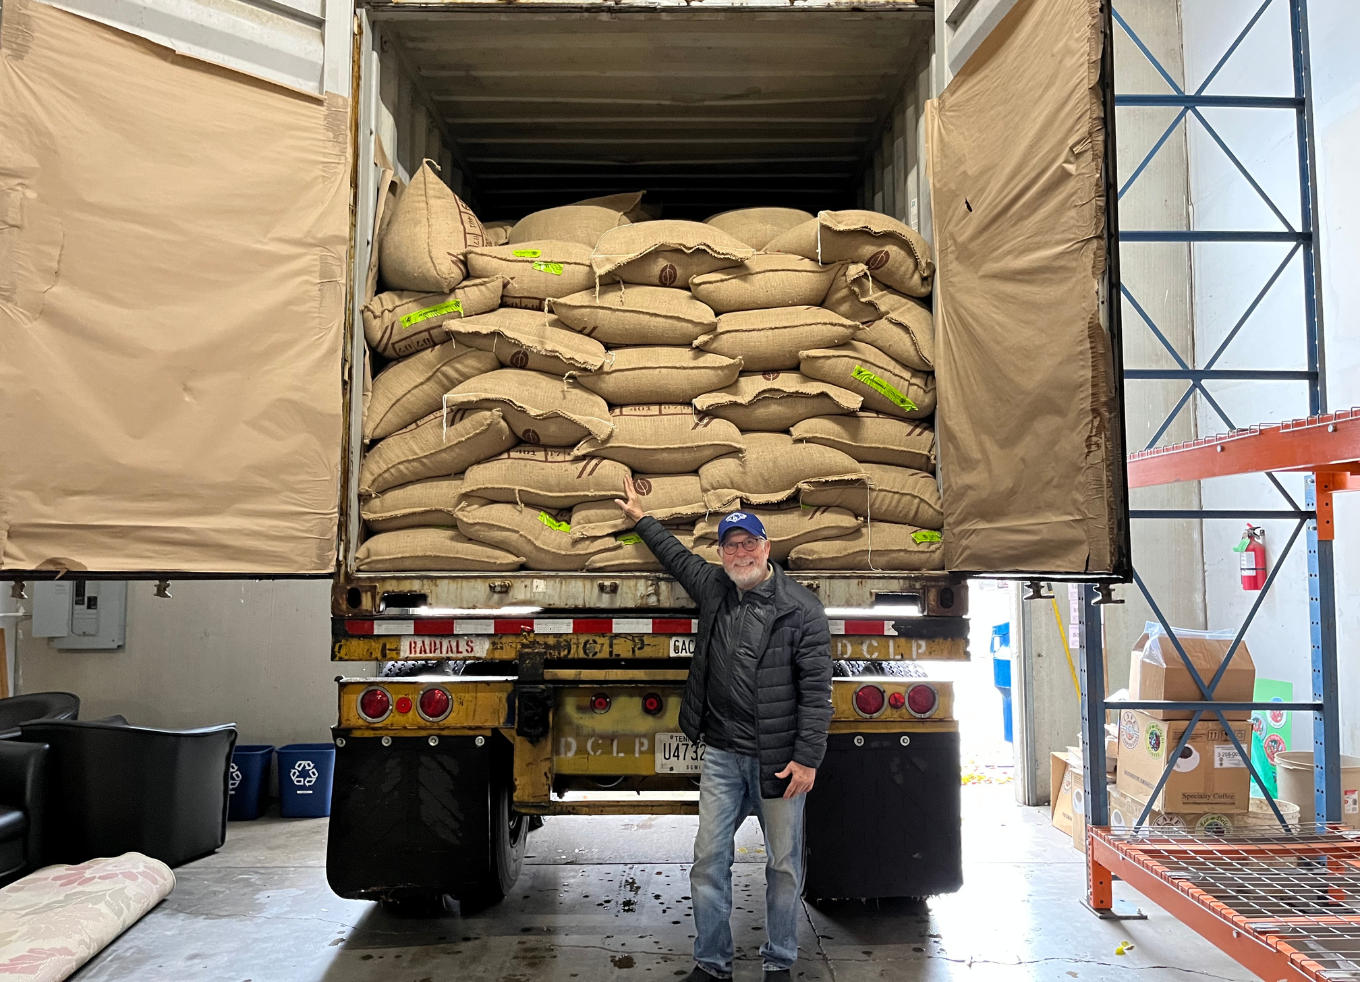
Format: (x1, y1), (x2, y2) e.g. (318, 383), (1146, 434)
(1236, 524), (1266, 591)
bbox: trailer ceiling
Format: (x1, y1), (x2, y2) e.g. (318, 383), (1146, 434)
(373, 7), (933, 220)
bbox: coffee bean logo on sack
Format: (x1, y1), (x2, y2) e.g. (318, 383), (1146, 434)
(522, 429), (541, 445)
(762, 371), (781, 381)
(634, 478), (653, 496)
(510, 350), (530, 369)
(659, 263), (678, 287)
(866, 249), (891, 271)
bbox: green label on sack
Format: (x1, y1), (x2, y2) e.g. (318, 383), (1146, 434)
(912, 530), (942, 544)
(851, 365), (916, 412)
(532, 261), (564, 275)
(617, 533), (643, 545)
(512, 248), (542, 258)
(538, 511), (571, 534)
(400, 298), (463, 329)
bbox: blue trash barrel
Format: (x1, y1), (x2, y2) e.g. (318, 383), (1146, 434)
(276, 743), (336, 818)
(228, 745), (275, 821)
(991, 623), (1014, 744)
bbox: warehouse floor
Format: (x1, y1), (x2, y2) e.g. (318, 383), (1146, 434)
(71, 785), (1253, 982)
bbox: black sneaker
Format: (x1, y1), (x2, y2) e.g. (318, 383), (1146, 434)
(682, 969), (725, 982)
(763, 970), (793, 982)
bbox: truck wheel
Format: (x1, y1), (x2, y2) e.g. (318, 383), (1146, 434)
(458, 775), (527, 910)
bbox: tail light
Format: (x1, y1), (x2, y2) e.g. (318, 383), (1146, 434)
(395, 696), (413, 715)
(888, 691), (906, 710)
(641, 693), (664, 716)
(852, 684), (886, 718)
(418, 686), (452, 722)
(906, 683), (938, 718)
(357, 686), (392, 723)
(590, 693), (611, 714)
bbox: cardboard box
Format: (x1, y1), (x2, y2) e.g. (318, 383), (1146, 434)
(1115, 709), (1252, 812)
(1051, 750), (1118, 853)
(1128, 630), (1255, 720)
(1108, 786), (1242, 834)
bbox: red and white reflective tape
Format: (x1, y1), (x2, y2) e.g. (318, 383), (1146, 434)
(344, 617), (896, 637)
(344, 617), (700, 637)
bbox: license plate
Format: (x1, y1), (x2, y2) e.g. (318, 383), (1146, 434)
(655, 732), (705, 773)
(397, 636), (489, 659)
(669, 636), (696, 657)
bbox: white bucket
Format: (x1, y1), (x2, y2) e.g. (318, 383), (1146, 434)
(1275, 750), (1360, 829)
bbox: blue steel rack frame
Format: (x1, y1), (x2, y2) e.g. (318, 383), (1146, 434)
(1075, 0), (1342, 911)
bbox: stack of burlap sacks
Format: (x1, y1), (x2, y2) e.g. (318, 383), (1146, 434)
(355, 160), (944, 575)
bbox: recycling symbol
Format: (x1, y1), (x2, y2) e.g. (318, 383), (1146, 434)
(290, 760), (319, 787)
(229, 763), (242, 791)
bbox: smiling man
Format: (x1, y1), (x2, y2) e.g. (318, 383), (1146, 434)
(614, 476), (832, 982)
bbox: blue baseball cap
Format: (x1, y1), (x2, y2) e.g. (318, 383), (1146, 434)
(718, 511), (767, 542)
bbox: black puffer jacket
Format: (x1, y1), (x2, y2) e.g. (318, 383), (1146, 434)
(634, 517), (833, 799)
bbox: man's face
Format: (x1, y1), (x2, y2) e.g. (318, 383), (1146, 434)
(720, 529), (771, 589)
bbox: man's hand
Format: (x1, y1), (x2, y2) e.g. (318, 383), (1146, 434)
(775, 761), (816, 799)
(614, 474), (646, 524)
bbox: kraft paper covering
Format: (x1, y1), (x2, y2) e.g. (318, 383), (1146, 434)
(926, 0), (1116, 573)
(0, 1), (350, 573)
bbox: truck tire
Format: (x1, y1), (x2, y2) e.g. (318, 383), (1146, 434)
(456, 774), (527, 910)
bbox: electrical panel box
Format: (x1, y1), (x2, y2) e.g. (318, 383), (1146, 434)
(31, 581), (127, 650)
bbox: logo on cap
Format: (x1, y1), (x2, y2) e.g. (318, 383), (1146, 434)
(727, 513), (748, 522)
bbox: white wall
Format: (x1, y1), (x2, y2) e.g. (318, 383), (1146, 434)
(1181, 0), (1359, 756)
(14, 580), (359, 748)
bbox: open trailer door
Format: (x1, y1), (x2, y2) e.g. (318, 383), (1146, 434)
(927, 0), (1127, 577)
(0, 0), (353, 576)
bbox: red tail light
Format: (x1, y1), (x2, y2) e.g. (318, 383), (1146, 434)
(590, 693), (611, 714)
(641, 693), (664, 716)
(906, 683), (938, 717)
(395, 696), (413, 715)
(357, 686), (392, 723)
(853, 684), (886, 718)
(888, 691), (906, 710)
(418, 686), (452, 722)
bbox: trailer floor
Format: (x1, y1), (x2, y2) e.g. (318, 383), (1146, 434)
(72, 785), (1255, 982)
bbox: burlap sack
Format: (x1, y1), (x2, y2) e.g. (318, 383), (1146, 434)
(694, 307), (859, 371)
(766, 211), (934, 298)
(801, 463), (943, 529)
(359, 409), (516, 495)
(574, 405), (743, 473)
(689, 255), (839, 313)
(466, 241), (595, 310)
(570, 473), (707, 538)
(693, 502), (861, 563)
(592, 221), (754, 288)
(361, 476), (473, 533)
(787, 522), (944, 571)
(444, 370), (614, 446)
(585, 528), (695, 573)
(509, 203), (634, 248)
(462, 447), (630, 508)
(822, 264), (934, 368)
(854, 316), (934, 374)
(694, 372), (861, 431)
(799, 341), (935, 419)
(571, 191), (648, 221)
(362, 277), (505, 359)
(449, 308), (607, 376)
(356, 528), (524, 572)
(365, 343), (500, 441)
(574, 348), (742, 405)
(698, 432), (866, 510)
(704, 207), (815, 250)
(551, 284), (716, 346)
(379, 160), (487, 292)
(483, 221), (513, 246)
(455, 501), (612, 571)
(790, 413), (936, 471)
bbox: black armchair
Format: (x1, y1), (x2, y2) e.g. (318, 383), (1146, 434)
(0, 692), (79, 739)
(0, 740), (47, 885)
(20, 720), (237, 868)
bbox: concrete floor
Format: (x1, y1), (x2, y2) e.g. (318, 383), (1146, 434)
(73, 786), (1255, 982)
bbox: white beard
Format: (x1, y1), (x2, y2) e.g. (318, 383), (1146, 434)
(724, 559), (768, 591)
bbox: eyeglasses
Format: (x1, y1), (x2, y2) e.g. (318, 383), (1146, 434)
(719, 537), (766, 556)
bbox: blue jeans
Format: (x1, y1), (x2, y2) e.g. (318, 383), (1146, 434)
(691, 747), (805, 977)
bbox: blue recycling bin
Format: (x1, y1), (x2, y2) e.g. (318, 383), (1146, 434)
(276, 743), (336, 818)
(991, 623), (1014, 744)
(228, 744), (275, 821)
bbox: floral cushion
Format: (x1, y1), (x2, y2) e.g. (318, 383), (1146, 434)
(0, 853), (174, 980)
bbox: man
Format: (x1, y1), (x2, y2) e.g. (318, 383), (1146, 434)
(615, 476), (833, 982)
